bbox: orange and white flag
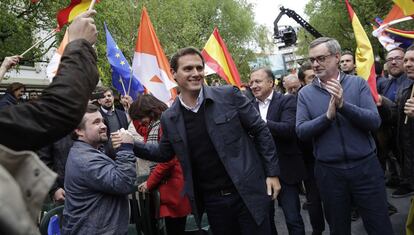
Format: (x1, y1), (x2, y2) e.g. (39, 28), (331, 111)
(46, 30), (68, 81)
(132, 7), (177, 105)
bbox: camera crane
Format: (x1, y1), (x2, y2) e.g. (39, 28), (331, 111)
(273, 6), (323, 47)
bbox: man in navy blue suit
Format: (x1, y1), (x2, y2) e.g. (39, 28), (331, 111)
(130, 47), (281, 235)
(250, 68), (306, 235)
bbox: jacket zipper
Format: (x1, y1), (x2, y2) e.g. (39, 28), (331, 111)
(336, 117), (349, 166)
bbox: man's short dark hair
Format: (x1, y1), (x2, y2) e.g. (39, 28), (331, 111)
(341, 50), (355, 63)
(170, 47), (205, 72)
(6, 82), (25, 94)
(95, 86), (112, 95)
(298, 62), (313, 82)
(72, 104), (99, 139)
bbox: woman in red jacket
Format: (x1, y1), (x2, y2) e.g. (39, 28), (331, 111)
(129, 94), (191, 235)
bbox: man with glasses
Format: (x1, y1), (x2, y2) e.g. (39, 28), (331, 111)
(378, 46), (414, 199)
(377, 47), (412, 196)
(296, 37), (393, 234)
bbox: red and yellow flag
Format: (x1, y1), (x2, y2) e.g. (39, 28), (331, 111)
(201, 28), (242, 88)
(393, 0), (414, 16)
(132, 7), (177, 106)
(57, 0), (98, 29)
(345, 0), (379, 102)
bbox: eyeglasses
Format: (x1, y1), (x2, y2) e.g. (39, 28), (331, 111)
(386, 56), (404, 63)
(309, 54), (333, 64)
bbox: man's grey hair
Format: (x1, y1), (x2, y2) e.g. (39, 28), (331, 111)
(283, 74), (299, 83)
(309, 37), (341, 55)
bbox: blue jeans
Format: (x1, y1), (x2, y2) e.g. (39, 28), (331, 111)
(203, 191), (271, 235)
(315, 157), (393, 235)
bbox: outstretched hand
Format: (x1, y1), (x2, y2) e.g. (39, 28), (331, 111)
(1, 55), (20, 71)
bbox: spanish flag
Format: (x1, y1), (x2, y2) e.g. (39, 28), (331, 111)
(393, 0), (414, 16)
(57, 0), (98, 29)
(201, 28), (242, 88)
(345, 0), (379, 102)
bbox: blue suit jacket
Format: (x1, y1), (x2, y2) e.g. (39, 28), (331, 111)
(134, 85), (279, 225)
(253, 92), (306, 184)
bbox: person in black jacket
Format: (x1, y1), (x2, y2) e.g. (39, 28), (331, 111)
(0, 10), (99, 235)
(250, 67), (306, 235)
(130, 47), (281, 235)
(37, 135), (73, 204)
(0, 82), (25, 109)
(379, 45), (414, 198)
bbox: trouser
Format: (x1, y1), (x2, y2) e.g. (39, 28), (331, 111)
(375, 127), (400, 180)
(165, 216), (187, 235)
(203, 191), (271, 235)
(303, 162), (325, 234)
(276, 181), (305, 235)
(314, 157), (393, 235)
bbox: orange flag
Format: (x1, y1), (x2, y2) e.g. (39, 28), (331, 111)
(56, 0), (99, 29)
(201, 28), (242, 88)
(132, 7), (177, 106)
(345, 0), (379, 102)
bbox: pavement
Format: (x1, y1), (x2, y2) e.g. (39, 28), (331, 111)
(273, 188), (410, 234)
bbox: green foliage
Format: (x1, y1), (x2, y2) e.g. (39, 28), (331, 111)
(0, 0), (65, 65)
(0, 0), (268, 86)
(297, 0), (414, 60)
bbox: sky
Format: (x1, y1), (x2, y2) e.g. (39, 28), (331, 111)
(248, 0), (310, 32)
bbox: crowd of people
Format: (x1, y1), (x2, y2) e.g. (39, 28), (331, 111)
(1, 9), (414, 235)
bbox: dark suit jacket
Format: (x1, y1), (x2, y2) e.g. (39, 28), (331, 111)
(99, 108), (129, 158)
(254, 92), (306, 184)
(99, 108), (129, 132)
(134, 85), (279, 225)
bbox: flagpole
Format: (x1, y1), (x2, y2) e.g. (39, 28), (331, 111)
(88, 0), (97, 10)
(20, 29), (57, 57)
(127, 71), (133, 96)
(119, 76), (127, 96)
(377, 16), (413, 31)
(405, 86), (414, 124)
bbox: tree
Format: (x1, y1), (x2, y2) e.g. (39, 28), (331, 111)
(0, 0), (65, 65)
(296, 0), (413, 60)
(1, 0), (271, 86)
(94, 0), (261, 85)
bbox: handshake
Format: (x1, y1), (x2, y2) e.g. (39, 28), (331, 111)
(111, 128), (134, 149)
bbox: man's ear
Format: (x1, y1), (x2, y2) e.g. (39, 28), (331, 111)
(74, 128), (83, 138)
(170, 68), (177, 80)
(335, 53), (341, 64)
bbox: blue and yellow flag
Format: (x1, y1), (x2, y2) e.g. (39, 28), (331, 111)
(105, 23), (144, 100)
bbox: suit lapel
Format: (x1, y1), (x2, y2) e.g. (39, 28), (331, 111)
(169, 100), (188, 148)
(266, 92), (278, 120)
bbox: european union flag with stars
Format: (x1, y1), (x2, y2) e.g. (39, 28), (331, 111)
(105, 23), (144, 100)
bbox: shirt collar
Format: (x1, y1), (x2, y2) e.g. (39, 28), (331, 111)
(316, 72), (341, 88)
(179, 87), (204, 112)
(100, 106), (114, 114)
(256, 90), (273, 105)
